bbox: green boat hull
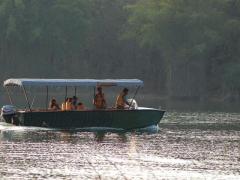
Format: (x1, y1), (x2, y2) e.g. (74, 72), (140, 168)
(5, 109), (165, 129)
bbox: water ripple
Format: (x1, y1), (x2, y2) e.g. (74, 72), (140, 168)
(0, 112), (240, 179)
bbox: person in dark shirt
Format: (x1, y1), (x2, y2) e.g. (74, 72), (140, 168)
(49, 98), (60, 110)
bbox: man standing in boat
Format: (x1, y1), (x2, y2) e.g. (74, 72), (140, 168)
(93, 86), (106, 109)
(116, 88), (130, 109)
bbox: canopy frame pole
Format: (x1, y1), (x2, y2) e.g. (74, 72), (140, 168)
(74, 87), (77, 97)
(65, 86), (68, 100)
(22, 86), (31, 111)
(30, 94), (36, 109)
(129, 86), (140, 109)
(93, 87), (96, 108)
(5, 86), (13, 105)
(46, 86), (49, 110)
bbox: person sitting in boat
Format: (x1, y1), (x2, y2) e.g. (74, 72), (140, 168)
(77, 102), (85, 110)
(72, 96), (78, 110)
(49, 98), (60, 110)
(61, 98), (67, 111)
(93, 86), (106, 109)
(115, 88), (130, 109)
(65, 98), (74, 110)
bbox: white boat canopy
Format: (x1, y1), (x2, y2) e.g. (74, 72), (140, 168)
(4, 78), (144, 87)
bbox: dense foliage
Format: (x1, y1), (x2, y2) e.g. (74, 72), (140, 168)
(0, 0), (240, 103)
(125, 0), (240, 101)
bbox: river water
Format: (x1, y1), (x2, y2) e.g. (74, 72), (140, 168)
(0, 111), (240, 179)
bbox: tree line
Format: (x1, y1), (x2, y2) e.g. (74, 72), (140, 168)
(0, 0), (240, 106)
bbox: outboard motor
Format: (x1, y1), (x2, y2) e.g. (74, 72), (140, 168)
(127, 99), (138, 109)
(1, 105), (18, 124)
(1, 105), (16, 116)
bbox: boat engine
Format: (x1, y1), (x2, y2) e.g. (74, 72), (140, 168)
(1, 105), (16, 116)
(127, 99), (138, 109)
(1, 105), (18, 124)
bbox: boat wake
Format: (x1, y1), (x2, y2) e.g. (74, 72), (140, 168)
(135, 124), (159, 133)
(0, 122), (53, 132)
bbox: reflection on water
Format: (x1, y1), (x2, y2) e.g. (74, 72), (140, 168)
(0, 112), (240, 179)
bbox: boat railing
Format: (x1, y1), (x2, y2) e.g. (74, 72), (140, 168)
(17, 107), (139, 113)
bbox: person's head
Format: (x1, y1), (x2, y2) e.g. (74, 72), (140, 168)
(97, 86), (102, 93)
(123, 88), (129, 95)
(51, 98), (56, 104)
(68, 98), (72, 102)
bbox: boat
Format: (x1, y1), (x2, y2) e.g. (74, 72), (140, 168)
(1, 78), (165, 130)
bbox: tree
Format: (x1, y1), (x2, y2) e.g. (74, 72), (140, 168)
(0, 0), (91, 77)
(125, 0), (240, 100)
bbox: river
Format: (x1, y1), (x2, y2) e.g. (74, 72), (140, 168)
(0, 111), (240, 179)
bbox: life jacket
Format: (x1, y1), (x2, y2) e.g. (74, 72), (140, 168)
(65, 101), (72, 110)
(61, 102), (66, 111)
(94, 93), (105, 109)
(116, 92), (125, 109)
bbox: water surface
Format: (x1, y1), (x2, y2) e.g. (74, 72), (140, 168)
(0, 112), (240, 179)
